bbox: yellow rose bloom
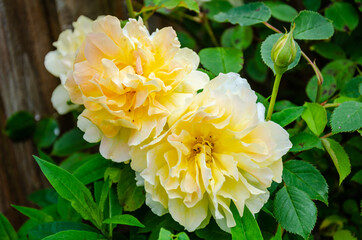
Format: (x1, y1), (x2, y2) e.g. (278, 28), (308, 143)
(65, 16), (208, 162)
(130, 73), (292, 232)
(45, 16), (95, 114)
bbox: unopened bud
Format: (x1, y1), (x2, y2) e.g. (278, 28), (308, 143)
(271, 24), (297, 74)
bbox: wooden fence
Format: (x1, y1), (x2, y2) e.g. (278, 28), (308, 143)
(0, 0), (126, 228)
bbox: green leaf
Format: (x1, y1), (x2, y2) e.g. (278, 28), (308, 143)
(175, 232), (190, 240)
(0, 213), (17, 240)
(34, 156), (102, 228)
(154, 0), (199, 12)
(331, 101), (362, 133)
(246, 43), (267, 83)
(271, 106), (305, 127)
(274, 100), (297, 112)
(195, 219), (231, 240)
(116, 165), (145, 212)
(325, 2), (359, 32)
(321, 138), (351, 184)
(98, 178), (111, 214)
(103, 214), (145, 227)
(301, 102), (327, 136)
(340, 77), (362, 98)
(176, 32), (196, 49)
(27, 221), (98, 240)
(321, 59), (355, 89)
(302, 0), (320, 11)
(270, 225), (282, 240)
(221, 26), (253, 50)
(283, 160), (328, 204)
(333, 229), (357, 240)
(293, 11), (334, 40)
(214, 2), (271, 26)
(203, 0), (233, 21)
(4, 111), (36, 141)
(260, 33), (301, 74)
(199, 47), (243, 75)
(59, 153), (92, 173)
(33, 118), (60, 148)
(42, 230), (102, 240)
(73, 154), (112, 185)
(311, 42), (346, 60)
(158, 228), (173, 240)
(274, 186), (317, 239)
(12, 205), (54, 223)
(52, 128), (96, 156)
(351, 170), (362, 184)
(28, 188), (58, 208)
(57, 197), (82, 222)
(264, 1), (298, 22)
(306, 74), (337, 102)
(37, 148), (56, 164)
(230, 203), (263, 240)
(290, 132), (323, 152)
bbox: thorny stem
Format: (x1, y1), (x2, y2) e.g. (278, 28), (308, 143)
(203, 15), (219, 46)
(316, 83), (322, 103)
(266, 73), (283, 121)
(321, 132), (333, 138)
(323, 103), (341, 108)
(126, 0), (135, 18)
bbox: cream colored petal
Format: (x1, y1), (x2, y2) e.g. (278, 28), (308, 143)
(100, 130), (131, 162)
(145, 192), (168, 216)
(44, 51), (70, 77)
(51, 85), (79, 114)
(269, 159), (283, 183)
(77, 115), (102, 143)
(168, 196), (209, 232)
(176, 70), (209, 93)
(245, 191), (269, 214)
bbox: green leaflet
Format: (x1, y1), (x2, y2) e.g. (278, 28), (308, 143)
(351, 170), (362, 184)
(321, 138), (351, 184)
(290, 132), (323, 152)
(340, 77), (362, 98)
(221, 26), (253, 50)
(0, 213), (17, 240)
(271, 106), (305, 127)
(103, 214), (145, 228)
(199, 47), (243, 75)
(325, 2), (359, 32)
(306, 74), (337, 102)
(73, 154), (112, 185)
(33, 118), (59, 148)
(152, 0), (199, 12)
(42, 230), (102, 240)
(52, 128), (96, 156)
(283, 160), (328, 204)
(311, 42), (346, 60)
(321, 59), (355, 89)
(34, 156), (103, 229)
(274, 186), (317, 239)
(27, 221), (99, 240)
(230, 203), (263, 240)
(12, 205), (54, 223)
(292, 11), (334, 40)
(331, 101), (362, 133)
(116, 165), (144, 212)
(301, 102), (327, 136)
(264, 1), (298, 22)
(4, 110), (36, 141)
(214, 2), (271, 26)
